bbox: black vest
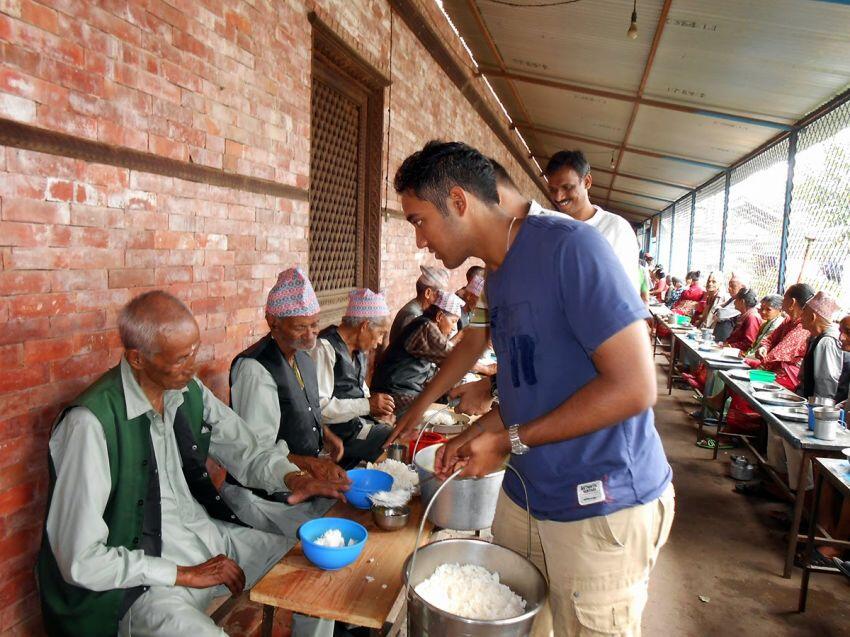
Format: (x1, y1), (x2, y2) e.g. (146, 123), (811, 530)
(230, 334), (323, 457)
(800, 331), (844, 398)
(372, 315), (436, 396)
(318, 325), (367, 400)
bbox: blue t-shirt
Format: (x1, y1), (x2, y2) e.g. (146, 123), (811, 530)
(487, 215), (672, 522)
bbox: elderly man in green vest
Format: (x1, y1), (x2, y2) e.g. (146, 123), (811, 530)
(37, 290), (348, 637)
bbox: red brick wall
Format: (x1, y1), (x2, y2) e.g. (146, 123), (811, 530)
(0, 1), (544, 632)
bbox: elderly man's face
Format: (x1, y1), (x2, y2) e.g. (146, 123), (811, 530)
(839, 317), (850, 351)
(435, 310), (458, 336)
(130, 321), (201, 391)
(801, 306), (822, 335)
(728, 278), (743, 297)
(759, 300), (781, 322)
(270, 313), (320, 351)
(357, 318), (389, 351)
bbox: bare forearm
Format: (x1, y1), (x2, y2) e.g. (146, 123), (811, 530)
(518, 377), (654, 447)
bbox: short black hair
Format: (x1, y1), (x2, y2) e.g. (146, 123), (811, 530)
(785, 282), (815, 307)
(466, 265), (485, 282)
(394, 141), (499, 215)
(761, 294), (783, 310)
(544, 150), (590, 179)
(489, 157), (518, 191)
(736, 288), (758, 308)
(671, 277), (682, 285)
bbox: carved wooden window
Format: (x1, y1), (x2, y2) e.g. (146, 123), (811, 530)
(308, 15), (388, 321)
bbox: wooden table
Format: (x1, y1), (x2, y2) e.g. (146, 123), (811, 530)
(250, 498), (433, 635)
(798, 457), (850, 611)
(713, 371), (850, 578)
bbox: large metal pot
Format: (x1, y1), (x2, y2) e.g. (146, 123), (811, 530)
(414, 444), (504, 530)
(403, 538), (547, 636)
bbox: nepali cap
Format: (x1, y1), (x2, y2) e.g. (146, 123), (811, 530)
(266, 267), (320, 317)
(345, 288), (390, 318)
(465, 273), (485, 296)
(805, 291), (840, 321)
(417, 265), (450, 290)
(434, 291), (465, 317)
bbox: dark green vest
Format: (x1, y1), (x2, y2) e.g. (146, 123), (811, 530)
(37, 365), (243, 637)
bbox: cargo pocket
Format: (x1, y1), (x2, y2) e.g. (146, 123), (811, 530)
(571, 583), (647, 636)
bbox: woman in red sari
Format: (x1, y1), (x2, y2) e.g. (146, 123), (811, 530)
(671, 270), (706, 317)
(697, 284), (815, 448)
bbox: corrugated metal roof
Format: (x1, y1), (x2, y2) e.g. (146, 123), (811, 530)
(441, 0), (850, 220)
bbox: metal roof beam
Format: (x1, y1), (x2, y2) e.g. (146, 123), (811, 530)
(478, 67), (792, 131)
(515, 121), (726, 170)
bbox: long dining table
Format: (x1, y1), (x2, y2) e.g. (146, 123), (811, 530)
(712, 369), (850, 578)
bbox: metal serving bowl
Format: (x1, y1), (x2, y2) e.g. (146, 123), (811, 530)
(371, 504), (411, 531)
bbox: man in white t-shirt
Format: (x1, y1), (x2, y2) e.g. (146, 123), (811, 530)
(545, 150), (639, 289)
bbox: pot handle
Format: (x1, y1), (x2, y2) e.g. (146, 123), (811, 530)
(410, 399), (460, 460)
(405, 462), (534, 596)
(406, 468), (463, 596)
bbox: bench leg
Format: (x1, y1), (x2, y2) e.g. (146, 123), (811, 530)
(785, 452), (811, 578)
(261, 605), (275, 637)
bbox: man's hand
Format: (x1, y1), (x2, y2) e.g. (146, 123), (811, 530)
(385, 404), (425, 446)
(448, 379), (494, 415)
(369, 393), (395, 419)
(175, 555), (245, 596)
(322, 426), (345, 462)
(455, 429), (511, 478)
(434, 426), (478, 478)
(290, 454), (350, 483)
(285, 471), (349, 505)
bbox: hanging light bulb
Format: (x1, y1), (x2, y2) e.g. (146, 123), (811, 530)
(610, 151), (616, 169)
(627, 0), (638, 39)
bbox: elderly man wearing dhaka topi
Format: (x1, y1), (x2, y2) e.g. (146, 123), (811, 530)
(312, 288), (395, 467)
(37, 290), (344, 637)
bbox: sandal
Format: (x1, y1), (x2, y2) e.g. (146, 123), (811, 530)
(695, 437), (733, 450)
(794, 548), (833, 569)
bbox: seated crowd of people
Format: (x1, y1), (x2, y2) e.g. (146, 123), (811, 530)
(37, 257), (491, 637)
(650, 265), (850, 572)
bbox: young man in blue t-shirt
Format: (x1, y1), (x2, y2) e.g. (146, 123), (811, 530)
(394, 141), (674, 636)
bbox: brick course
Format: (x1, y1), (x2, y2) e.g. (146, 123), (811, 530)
(0, 1), (545, 632)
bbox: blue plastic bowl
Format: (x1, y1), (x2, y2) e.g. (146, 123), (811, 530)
(345, 468), (394, 510)
(298, 517), (368, 570)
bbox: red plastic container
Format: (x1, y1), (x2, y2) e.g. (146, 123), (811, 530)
(409, 431), (447, 460)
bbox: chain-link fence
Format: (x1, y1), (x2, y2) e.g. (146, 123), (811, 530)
(785, 101), (850, 308)
(690, 176), (725, 276)
(655, 207), (673, 271)
(644, 95), (849, 311)
(670, 195), (692, 277)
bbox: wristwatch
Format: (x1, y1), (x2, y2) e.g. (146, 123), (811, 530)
(508, 424), (530, 455)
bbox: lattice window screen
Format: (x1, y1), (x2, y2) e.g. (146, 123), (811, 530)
(691, 177), (725, 276)
(670, 195), (692, 277)
(309, 78), (361, 293)
(724, 140), (789, 296)
(786, 101), (850, 308)
(656, 207), (672, 270)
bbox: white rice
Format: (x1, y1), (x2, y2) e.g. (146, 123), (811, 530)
(414, 563), (526, 620)
(367, 458), (419, 491)
(368, 489), (412, 507)
(313, 529), (356, 547)
(424, 410), (456, 427)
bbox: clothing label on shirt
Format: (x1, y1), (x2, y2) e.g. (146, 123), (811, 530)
(577, 480), (605, 506)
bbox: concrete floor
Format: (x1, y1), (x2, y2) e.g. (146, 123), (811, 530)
(644, 359), (850, 636)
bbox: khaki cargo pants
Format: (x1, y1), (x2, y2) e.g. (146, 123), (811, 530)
(492, 483), (675, 636)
